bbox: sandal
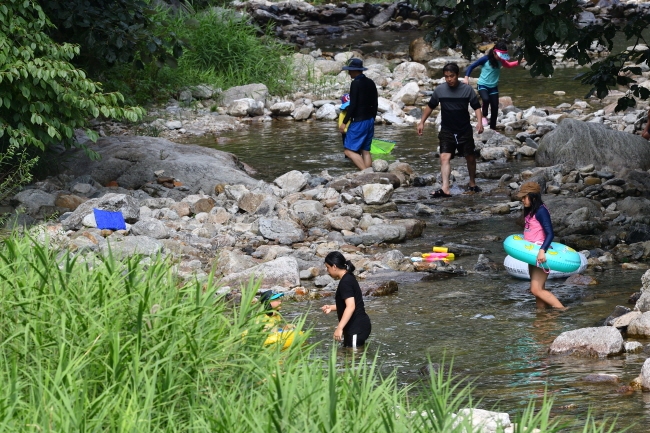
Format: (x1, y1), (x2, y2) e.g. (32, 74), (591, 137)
(430, 189), (452, 198)
(466, 185), (482, 193)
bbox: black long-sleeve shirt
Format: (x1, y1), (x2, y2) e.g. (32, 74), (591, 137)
(343, 74), (378, 124)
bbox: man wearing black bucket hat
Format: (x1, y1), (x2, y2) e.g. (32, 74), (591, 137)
(340, 58), (378, 170)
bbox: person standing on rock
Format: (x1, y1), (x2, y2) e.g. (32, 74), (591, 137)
(321, 251), (371, 348)
(340, 58), (378, 171)
(517, 181), (565, 310)
(417, 63), (484, 198)
(463, 41), (519, 131)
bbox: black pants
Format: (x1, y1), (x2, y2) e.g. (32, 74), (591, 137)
(478, 85), (499, 130)
(343, 316), (371, 347)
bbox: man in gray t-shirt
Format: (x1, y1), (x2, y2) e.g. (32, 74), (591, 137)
(417, 63), (484, 198)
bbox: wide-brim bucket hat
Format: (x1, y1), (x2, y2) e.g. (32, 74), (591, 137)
(342, 58), (367, 71)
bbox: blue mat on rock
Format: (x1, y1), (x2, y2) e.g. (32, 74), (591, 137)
(93, 208), (126, 230)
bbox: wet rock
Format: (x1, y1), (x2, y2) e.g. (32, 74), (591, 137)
(583, 373), (619, 383)
(638, 358), (650, 391)
(549, 327), (624, 357)
(371, 159), (389, 172)
(625, 341), (644, 353)
(369, 3), (396, 27)
(627, 311), (650, 336)
(605, 306), (632, 327)
(361, 280), (398, 296)
(474, 254), (502, 272)
(564, 274), (597, 285)
(270, 101), (295, 116)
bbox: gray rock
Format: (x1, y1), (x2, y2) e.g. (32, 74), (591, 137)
(130, 218), (170, 239)
(315, 103), (337, 121)
(215, 250), (258, 274)
(62, 193), (140, 231)
(334, 204), (364, 219)
(292, 200), (329, 228)
(314, 274), (335, 287)
(328, 215), (356, 231)
(625, 341), (644, 353)
(635, 291), (650, 312)
(258, 218), (305, 244)
(361, 183), (394, 205)
(642, 269), (650, 292)
(99, 236), (163, 259)
(617, 197), (650, 221)
(609, 311), (641, 328)
(274, 170), (307, 192)
(270, 101), (295, 116)
(221, 256), (300, 289)
(549, 327), (623, 357)
(220, 83), (268, 106)
(60, 136), (257, 193)
(13, 189), (56, 215)
(628, 311), (650, 336)
(360, 223), (406, 244)
(536, 118), (650, 171)
(370, 3), (397, 27)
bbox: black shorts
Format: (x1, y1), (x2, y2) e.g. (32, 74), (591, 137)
(438, 130), (475, 159)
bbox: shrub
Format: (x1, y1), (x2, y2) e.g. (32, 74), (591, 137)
(0, 0), (145, 160)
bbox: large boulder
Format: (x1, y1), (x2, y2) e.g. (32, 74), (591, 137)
(536, 119), (650, 172)
(549, 327), (624, 357)
(258, 218), (305, 244)
(61, 136), (258, 193)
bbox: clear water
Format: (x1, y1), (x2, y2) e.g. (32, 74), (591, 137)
(187, 32), (650, 431)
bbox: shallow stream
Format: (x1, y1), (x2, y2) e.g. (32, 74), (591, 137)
(189, 34), (650, 430)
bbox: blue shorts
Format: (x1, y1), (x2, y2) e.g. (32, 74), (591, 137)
(344, 118), (374, 152)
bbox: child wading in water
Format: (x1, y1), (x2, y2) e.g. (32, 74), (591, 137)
(517, 182), (565, 309)
(464, 41), (519, 130)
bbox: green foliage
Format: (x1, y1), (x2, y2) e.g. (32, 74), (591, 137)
(0, 234), (621, 432)
(39, 0), (185, 72)
(0, 0), (145, 158)
(102, 7), (295, 104)
(411, 0), (650, 108)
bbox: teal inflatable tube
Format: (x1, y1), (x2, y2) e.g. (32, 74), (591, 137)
(503, 234), (581, 273)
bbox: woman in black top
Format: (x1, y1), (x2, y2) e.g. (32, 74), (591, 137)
(321, 251), (371, 347)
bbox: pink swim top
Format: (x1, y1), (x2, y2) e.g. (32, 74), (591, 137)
(524, 211), (546, 245)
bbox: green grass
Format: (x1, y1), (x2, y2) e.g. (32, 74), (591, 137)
(101, 7), (295, 106)
(0, 235), (621, 432)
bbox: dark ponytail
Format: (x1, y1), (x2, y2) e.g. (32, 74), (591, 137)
(324, 251), (355, 273)
(488, 40), (508, 69)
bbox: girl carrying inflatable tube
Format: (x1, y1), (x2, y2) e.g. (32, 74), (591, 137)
(517, 182), (565, 310)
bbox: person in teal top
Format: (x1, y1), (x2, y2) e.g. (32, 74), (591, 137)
(464, 41), (519, 130)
